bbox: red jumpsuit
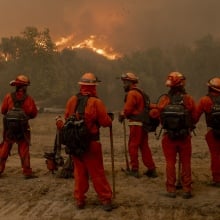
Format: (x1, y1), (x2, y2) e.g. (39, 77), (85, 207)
(64, 85), (113, 206)
(0, 90), (38, 176)
(196, 91), (220, 184)
(157, 92), (197, 193)
(123, 86), (156, 172)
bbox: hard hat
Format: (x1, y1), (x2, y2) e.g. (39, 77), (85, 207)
(78, 72), (101, 85)
(120, 72), (139, 83)
(10, 74), (30, 86)
(207, 77), (220, 92)
(165, 71), (185, 87)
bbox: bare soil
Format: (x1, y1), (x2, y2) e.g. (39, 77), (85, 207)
(0, 113), (219, 220)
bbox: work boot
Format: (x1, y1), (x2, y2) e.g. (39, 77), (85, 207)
(24, 173), (38, 180)
(76, 201), (85, 210)
(182, 192), (192, 199)
(102, 203), (113, 212)
(207, 181), (220, 188)
(163, 192), (176, 198)
(125, 169), (140, 178)
(144, 169), (158, 178)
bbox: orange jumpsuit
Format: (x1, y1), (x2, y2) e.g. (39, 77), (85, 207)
(157, 92), (197, 193)
(196, 91), (220, 183)
(0, 91), (38, 176)
(123, 86), (156, 172)
(64, 85), (113, 206)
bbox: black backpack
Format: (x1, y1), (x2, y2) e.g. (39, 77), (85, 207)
(206, 94), (220, 138)
(61, 94), (90, 157)
(160, 94), (192, 139)
(127, 88), (159, 132)
(3, 92), (28, 141)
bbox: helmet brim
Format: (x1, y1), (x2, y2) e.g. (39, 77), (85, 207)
(207, 82), (220, 92)
(10, 80), (30, 86)
(78, 82), (98, 85)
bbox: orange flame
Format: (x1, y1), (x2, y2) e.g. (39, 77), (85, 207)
(55, 35), (122, 60)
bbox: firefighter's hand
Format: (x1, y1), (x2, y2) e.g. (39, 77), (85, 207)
(118, 112), (125, 123)
(149, 108), (160, 118)
(55, 115), (64, 130)
(108, 112), (114, 121)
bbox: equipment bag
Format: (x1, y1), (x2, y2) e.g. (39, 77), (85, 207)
(3, 92), (28, 141)
(61, 94), (90, 157)
(161, 94), (192, 139)
(127, 88), (159, 132)
(206, 94), (220, 138)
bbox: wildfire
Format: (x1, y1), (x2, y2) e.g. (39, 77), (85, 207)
(55, 35), (122, 60)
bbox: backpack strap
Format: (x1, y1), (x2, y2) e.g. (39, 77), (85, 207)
(207, 93), (220, 104)
(74, 93), (90, 116)
(168, 93), (185, 105)
(129, 87), (150, 108)
(11, 92), (27, 108)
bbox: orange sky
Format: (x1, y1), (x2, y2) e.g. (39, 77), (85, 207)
(0, 0), (220, 53)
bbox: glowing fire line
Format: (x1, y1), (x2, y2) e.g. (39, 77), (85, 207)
(55, 35), (122, 60)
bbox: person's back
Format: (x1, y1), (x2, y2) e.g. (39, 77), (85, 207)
(0, 74), (38, 179)
(56, 72), (114, 211)
(157, 71), (196, 199)
(196, 77), (220, 187)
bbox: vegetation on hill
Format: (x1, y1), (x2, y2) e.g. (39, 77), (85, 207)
(1, 27), (220, 110)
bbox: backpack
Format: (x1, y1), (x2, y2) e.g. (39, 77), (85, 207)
(206, 94), (220, 138)
(3, 92), (28, 141)
(160, 94), (192, 139)
(61, 94), (90, 157)
(127, 88), (159, 132)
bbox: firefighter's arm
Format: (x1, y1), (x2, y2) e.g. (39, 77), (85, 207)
(1, 93), (11, 115)
(23, 96), (38, 119)
(96, 99), (112, 127)
(195, 96), (212, 124)
(184, 94), (198, 126)
(123, 90), (139, 117)
(157, 94), (170, 112)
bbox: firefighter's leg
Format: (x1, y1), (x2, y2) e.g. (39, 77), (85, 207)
(179, 135), (192, 193)
(18, 140), (32, 176)
(206, 130), (220, 183)
(162, 134), (177, 193)
(0, 141), (11, 174)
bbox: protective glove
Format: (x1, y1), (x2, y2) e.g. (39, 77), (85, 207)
(149, 108), (160, 118)
(108, 112), (114, 121)
(118, 111), (125, 123)
(55, 115), (64, 130)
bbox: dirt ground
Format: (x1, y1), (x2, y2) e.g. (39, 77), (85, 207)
(0, 112), (220, 220)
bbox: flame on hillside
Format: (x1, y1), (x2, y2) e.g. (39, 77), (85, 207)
(55, 35), (122, 60)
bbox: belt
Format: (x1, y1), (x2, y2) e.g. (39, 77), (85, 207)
(127, 121), (143, 126)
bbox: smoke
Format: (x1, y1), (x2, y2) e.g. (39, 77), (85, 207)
(0, 0), (220, 53)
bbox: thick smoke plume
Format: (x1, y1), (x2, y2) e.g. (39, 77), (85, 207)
(0, 0), (220, 53)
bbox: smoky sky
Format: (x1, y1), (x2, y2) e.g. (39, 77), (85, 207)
(0, 0), (220, 53)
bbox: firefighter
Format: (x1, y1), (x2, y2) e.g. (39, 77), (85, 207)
(157, 72), (197, 199)
(0, 74), (38, 179)
(118, 72), (158, 178)
(56, 72), (114, 211)
(196, 77), (220, 187)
